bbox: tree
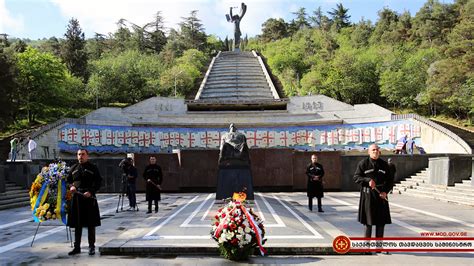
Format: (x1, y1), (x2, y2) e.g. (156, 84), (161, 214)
(292, 7), (310, 30)
(328, 3), (351, 30)
(422, 1), (474, 119)
(261, 18), (288, 42)
(159, 49), (209, 97)
(15, 47), (70, 123)
(412, 0), (457, 45)
(0, 47), (18, 130)
(38, 37), (62, 58)
(351, 19), (373, 47)
(178, 10), (207, 51)
(62, 18), (88, 81)
(87, 50), (165, 105)
(380, 48), (439, 109)
(144, 11), (168, 54)
(86, 33), (108, 60)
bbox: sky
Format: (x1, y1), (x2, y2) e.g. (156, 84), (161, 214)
(0, 0), (454, 40)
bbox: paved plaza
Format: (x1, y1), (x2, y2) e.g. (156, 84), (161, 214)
(0, 192), (473, 265)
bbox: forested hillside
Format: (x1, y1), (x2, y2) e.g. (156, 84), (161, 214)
(248, 0), (472, 124)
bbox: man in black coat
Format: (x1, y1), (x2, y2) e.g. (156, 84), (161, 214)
(143, 156), (163, 214)
(306, 154), (325, 212)
(67, 149), (102, 256)
(353, 144), (394, 239)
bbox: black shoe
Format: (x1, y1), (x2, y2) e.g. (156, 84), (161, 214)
(68, 248), (81, 255)
(88, 247), (95, 255)
(318, 209), (324, 213)
(146, 210), (152, 214)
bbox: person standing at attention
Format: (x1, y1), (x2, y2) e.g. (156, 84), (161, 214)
(143, 156), (163, 214)
(67, 149), (102, 256)
(306, 154), (325, 212)
(353, 144), (394, 240)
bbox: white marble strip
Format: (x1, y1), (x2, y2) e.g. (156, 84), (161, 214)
(273, 195), (324, 239)
(257, 193), (286, 227)
(325, 195), (426, 234)
(181, 194), (213, 227)
(144, 195), (199, 238)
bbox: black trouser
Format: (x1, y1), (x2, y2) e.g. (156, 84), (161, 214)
(148, 200), (159, 212)
(74, 226), (96, 249)
(308, 197), (322, 211)
(364, 224), (385, 238)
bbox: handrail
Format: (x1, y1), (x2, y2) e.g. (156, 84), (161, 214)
(30, 118), (85, 140)
(392, 113), (472, 154)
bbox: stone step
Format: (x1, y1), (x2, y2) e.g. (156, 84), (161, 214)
(462, 179), (472, 185)
(202, 89), (272, 95)
(209, 70), (264, 76)
(213, 62), (259, 67)
(0, 195), (30, 205)
(399, 186), (474, 206)
(444, 189), (474, 198)
(205, 80), (269, 86)
(1, 188), (28, 195)
(0, 192), (29, 200)
(0, 201), (30, 211)
(449, 186), (474, 194)
(208, 72), (265, 80)
(200, 95), (274, 100)
(201, 94), (274, 99)
(203, 84), (269, 90)
(453, 183), (473, 188)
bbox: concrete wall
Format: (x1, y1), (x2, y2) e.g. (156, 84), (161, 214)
(428, 155), (473, 186)
(340, 155), (431, 191)
(3, 153), (455, 193)
(417, 121), (468, 154)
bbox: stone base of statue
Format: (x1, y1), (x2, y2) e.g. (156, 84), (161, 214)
(216, 164), (254, 200)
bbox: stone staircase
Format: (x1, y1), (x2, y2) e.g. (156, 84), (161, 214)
(0, 182), (30, 210)
(197, 51), (278, 100)
(393, 169), (474, 206)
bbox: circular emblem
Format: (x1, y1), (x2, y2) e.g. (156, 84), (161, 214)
(333, 235), (351, 254)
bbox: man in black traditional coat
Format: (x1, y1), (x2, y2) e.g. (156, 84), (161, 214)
(67, 149), (102, 256)
(353, 144), (394, 239)
(306, 154), (325, 212)
(143, 156), (163, 214)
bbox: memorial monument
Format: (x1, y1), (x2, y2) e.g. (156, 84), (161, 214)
(226, 2), (247, 51)
(216, 123), (254, 200)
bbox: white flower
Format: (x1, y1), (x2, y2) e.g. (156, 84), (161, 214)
(245, 227), (251, 233)
(245, 233), (252, 242)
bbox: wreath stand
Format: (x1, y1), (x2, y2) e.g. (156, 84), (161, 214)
(30, 223), (72, 247)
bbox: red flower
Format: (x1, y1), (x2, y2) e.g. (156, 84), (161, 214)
(221, 213), (226, 218)
(215, 222), (219, 226)
(223, 224), (228, 229)
(230, 223), (237, 230)
(215, 215), (219, 219)
(230, 238), (239, 245)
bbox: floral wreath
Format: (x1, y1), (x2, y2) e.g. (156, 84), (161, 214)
(210, 191), (266, 261)
(29, 161), (71, 223)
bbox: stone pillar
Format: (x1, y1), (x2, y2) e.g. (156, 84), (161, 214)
(429, 156), (473, 186)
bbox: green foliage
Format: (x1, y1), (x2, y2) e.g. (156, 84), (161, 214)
(159, 49), (209, 97)
(15, 47), (70, 123)
(0, 48), (18, 131)
(62, 18), (88, 81)
(251, 0), (471, 123)
(87, 49), (165, 105)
